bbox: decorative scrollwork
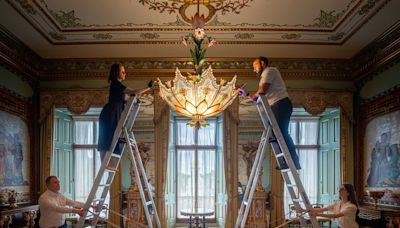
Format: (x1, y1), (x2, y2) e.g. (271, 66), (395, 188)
(138, 0), (181, 14)
(214, 0), (254, 15)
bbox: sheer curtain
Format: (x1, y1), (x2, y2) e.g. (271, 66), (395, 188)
(175, 120), (216, 219)
(74, 120), (109, 217)
(284, 119), (319, 218)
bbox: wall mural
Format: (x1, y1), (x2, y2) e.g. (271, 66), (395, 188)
(0, 110), (30, 205)
(364, 110), (400, 190)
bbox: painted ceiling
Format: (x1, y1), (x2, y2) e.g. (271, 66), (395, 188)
(1, 0), (399, 59)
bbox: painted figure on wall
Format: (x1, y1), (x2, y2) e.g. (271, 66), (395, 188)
(0, 111), (30, 187)
(365, 109), (400, 189)
(366, 132), (399, 187)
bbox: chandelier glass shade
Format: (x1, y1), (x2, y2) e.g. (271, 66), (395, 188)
(158, 67), (238, 127)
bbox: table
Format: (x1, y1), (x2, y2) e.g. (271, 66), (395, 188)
(180, 208), (214, 228)
(0, 204), (39, 228)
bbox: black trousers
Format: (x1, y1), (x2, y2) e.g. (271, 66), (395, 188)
(270, 97), (301, 169)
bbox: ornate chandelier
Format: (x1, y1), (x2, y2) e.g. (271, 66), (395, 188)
(157, 3), (239, 128)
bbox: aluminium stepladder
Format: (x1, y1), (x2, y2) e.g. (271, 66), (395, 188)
(235, 95), (319, 228)
(76, 95), (161, 228)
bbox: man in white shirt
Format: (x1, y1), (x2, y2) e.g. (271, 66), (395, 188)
(39, 176), (85, 228)
(251, 56), (301, 170)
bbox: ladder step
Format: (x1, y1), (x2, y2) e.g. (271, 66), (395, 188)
(98, 184), (110, 187)
(243, 201), (248, 206)
(275, 153), (284, 158)
(287, 184), (297, 188)
(92, 198), (105, 202)
(111, 153), (121, 158)
(105, 167), (118, 172)
(292, 198), (302, 203)
(280, 168), (291, 172)
(146, 201), (153, 206)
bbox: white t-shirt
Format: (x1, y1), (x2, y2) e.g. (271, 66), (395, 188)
(258, 67), (289, 105)
(39, 190), (84, 228)
(327, 201), (358, 228)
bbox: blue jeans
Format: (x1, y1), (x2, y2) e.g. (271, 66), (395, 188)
(270, 97), (301, 169)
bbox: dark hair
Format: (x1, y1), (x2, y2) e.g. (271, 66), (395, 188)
(108, 63), (122, 82)
(255, 56), (269, 67)
(45, 176), (57, 186)
(342, 183), (358, 208)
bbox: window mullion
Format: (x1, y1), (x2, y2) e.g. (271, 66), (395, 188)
(194, 128), (199, 209)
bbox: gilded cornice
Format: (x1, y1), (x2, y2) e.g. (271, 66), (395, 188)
(0, 21), (399, 83)
(352, 22), (400, 84)
(39, 58), (350, 81)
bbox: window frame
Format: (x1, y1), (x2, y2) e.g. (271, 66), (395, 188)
(174, 117), (218, 222)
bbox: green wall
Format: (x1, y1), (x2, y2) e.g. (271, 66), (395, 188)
(360, 62), (400, 99)
(0, 66), (33, 98)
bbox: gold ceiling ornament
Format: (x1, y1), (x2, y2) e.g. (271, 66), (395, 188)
(157, 3), (239, 128)
(139, 0), (253, 24)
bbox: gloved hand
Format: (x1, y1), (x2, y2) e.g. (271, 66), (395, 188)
(237, 88), (249, 97)
(252, 95), (259, 103)
(147, 80), (154, 88)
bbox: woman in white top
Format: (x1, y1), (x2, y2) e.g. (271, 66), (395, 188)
(309, 183), (359, 228)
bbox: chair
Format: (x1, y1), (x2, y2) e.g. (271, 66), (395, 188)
(288, 204), (332, 228)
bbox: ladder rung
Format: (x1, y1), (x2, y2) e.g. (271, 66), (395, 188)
(292, 198), (302, 203)
(111, 153), (121, 158)
(146, 201), (153, 206)
(275, 153), (284, 158)
(105, 167), (117, 172)
(92, 198), (105, 202)
(243, 201), (248, 206)
(268, 137), (277, 143)
(287, 184), (297, 188)
(98, 184), (110, 187)
(280, 168), (291, 172)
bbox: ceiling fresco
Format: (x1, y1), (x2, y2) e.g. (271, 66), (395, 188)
(0, 0), (399, 58)
(5, 0), (387, 43)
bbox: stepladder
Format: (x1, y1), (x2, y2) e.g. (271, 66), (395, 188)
(76, 94), (161, 228)
(235, 95), (319, 228)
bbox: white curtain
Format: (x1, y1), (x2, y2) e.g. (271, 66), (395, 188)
(74, 120), (109, 218)
(284, 119), (319, 218)
(175, 120), (217, 219)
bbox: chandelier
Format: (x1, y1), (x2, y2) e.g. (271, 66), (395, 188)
(157, 2), (239, 128)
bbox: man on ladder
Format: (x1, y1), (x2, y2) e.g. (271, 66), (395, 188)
(235, 56), (319, 228)
(251, 56), (300, 170)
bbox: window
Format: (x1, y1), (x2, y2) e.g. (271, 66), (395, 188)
(284, 108), (340, 216)
(175, 118), (218, 220)
(52, 109), (108, 218)
(284, 116), (319, 217)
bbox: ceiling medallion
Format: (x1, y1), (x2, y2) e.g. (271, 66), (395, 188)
(139, 0), (253, 24)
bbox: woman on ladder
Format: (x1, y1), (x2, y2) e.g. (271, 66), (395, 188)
(97, 63), (152, 168)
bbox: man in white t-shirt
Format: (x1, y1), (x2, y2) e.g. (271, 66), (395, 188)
(39, 176), (85, 228)
(251, 56), (301, 169)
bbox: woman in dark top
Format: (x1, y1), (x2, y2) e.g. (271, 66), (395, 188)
(97, 63), (150, 162)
